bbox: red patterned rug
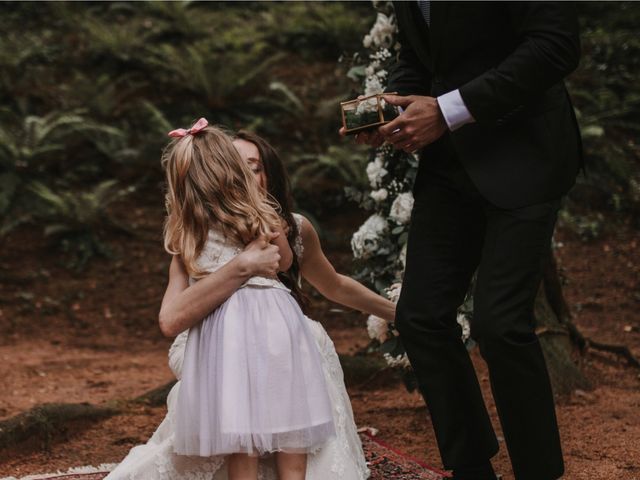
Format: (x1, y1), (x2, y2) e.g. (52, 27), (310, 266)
(360, 431), (450, 479)
(5, 433), (449, 480)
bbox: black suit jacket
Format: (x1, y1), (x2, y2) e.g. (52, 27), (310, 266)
(387, 1), (583, 208)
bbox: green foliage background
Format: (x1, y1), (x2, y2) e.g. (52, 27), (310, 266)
(0, 1), (373, 267)
(566, 2), (640, 238)
(0, 1), (638, 268)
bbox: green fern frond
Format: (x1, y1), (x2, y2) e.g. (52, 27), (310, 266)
(269, 81), (305, 114)
(28, 181), (73, 217)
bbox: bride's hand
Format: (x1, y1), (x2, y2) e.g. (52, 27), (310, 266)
(237, 232), (281, 279)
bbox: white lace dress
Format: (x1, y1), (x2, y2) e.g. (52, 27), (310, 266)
(104, 214), (370, 479)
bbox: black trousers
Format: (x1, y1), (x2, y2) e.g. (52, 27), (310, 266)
(395, 134), (564, 480)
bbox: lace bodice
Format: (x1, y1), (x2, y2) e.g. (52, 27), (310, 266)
(292, 213), (304, 259)
(189, 227), (289, 291)
(190, 214), (305, 290)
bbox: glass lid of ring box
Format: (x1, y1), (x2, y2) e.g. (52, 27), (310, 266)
(340, 92), (400, 135)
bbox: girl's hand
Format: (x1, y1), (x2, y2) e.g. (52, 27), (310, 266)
(271, 224), (294, 272)
(237, 232), (282, 279)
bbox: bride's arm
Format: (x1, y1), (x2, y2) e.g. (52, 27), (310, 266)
(159, 234), (281, 337)
(298, 217), (396, 323)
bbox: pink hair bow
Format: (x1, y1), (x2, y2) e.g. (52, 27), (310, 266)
(167, 117), (209, 138)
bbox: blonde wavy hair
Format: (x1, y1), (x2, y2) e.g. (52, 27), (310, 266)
(161, 124), (281, 277)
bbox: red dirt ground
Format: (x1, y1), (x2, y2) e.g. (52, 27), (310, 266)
(1, 193), (638, 479)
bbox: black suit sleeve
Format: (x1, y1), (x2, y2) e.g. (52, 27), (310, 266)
(458, 2), (580, 125)
(385, 8), (431, 96)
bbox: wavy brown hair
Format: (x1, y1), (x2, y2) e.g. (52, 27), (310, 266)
(233, 130), (309, 312)
(162, 125), (281, 278)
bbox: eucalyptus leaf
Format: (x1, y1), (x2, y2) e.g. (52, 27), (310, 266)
(347, 65), (366, 81)
(379, 336), (398, 355)
(379, 335), (406, 357)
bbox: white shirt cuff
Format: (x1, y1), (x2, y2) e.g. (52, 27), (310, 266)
(437, 89), (475, 132)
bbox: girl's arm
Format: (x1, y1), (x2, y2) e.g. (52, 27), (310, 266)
(159, 233), (281, 337)
(298, 216), (396, 322)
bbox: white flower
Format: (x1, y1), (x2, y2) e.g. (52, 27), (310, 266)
(457, 312), (471, 341)
(367, 59), (381, 71)
(355, 97), (379, 115)
(351, 214), (388, 259)
(385, 282), (402, 303)
(371, 48), (392, 62)
(383, 352), (412, 369)
(367, 315), (389, 343)
(387, 178), (403, 195)
(370, 188), (388, 202)
(389, 192), (414, 224)
(364, 75), (383, 96)
(366, 156), (388, 188)
(366, 13), (396, 50)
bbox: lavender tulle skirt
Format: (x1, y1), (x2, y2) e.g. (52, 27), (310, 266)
(173, 286), (336, 457)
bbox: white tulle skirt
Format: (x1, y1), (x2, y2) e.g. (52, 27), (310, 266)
(103, 316), (370, 480)
(173, 286), (336, 457)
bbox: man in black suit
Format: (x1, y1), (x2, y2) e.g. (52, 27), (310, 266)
(344, 2), (582, 479)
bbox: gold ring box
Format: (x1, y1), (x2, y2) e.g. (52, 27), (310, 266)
(340, 92), (400, 135)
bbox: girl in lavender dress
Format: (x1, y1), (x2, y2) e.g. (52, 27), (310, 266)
(161, 119), (334, 479)
(105, 129), (396, 480)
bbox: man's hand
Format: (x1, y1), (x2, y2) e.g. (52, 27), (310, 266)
(237, 232), (281, 279)
(339, 125), (385, 148)
(378, 95), (448, 153)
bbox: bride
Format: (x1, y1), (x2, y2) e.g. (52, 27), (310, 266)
(104, 130), (395, 480)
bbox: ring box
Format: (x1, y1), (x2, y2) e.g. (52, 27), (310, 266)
(340, 92), (401, 135)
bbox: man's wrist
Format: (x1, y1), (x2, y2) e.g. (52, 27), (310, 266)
(436, 89), (475, 132)
(433, 97), (448, 131)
